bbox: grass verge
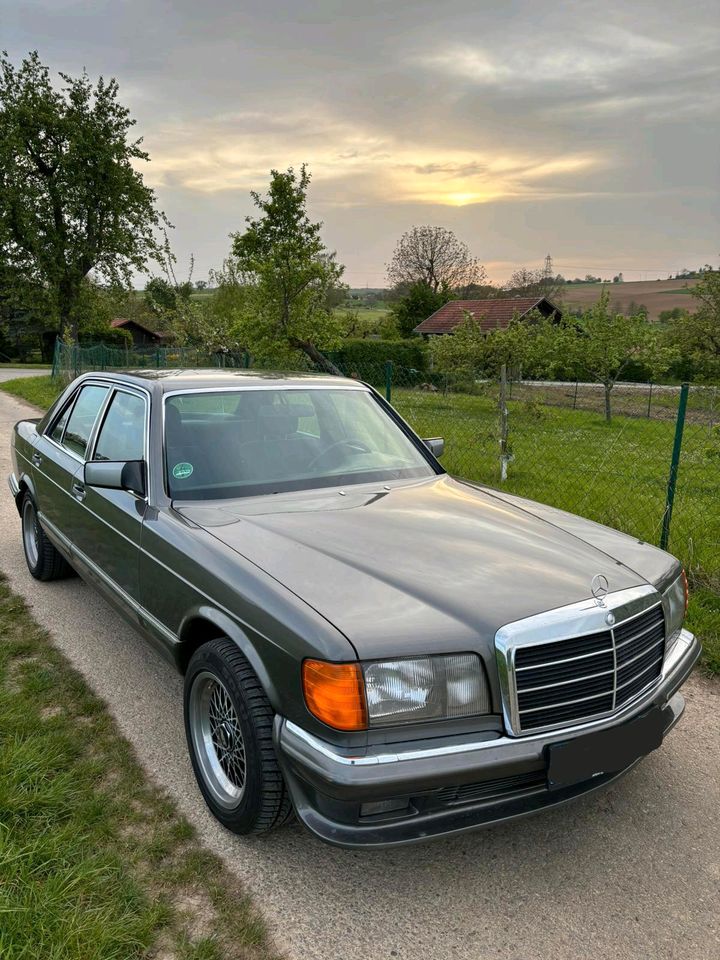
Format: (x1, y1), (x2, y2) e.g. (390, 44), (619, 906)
(2, 372), (717, 673)
(0, 374), (61, 410)
(0, 573), (280, 960)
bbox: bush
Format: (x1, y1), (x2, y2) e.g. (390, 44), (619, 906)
(327, 338), (429, 373)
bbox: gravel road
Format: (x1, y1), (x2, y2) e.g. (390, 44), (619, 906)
(0, 367), (49, 382)
(1, 386), (718, 960)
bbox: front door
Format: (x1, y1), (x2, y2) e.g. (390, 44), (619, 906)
(72, 385), (149, 602)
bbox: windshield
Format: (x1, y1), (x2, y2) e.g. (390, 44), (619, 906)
(164, 387), (436, 500)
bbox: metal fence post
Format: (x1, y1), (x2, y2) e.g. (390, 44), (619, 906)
(499, 364), (509, 482)
(51, 338), (60, 379)
(647, 382), (653, 419)
(385, 361), (393, 403)
(660, 382), (689, 552)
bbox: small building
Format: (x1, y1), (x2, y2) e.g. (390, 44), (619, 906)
(413, 297), (562, 336)
(110, 317), (170, 347)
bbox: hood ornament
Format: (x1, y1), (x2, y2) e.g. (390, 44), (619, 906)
(591, 574), (609, 608)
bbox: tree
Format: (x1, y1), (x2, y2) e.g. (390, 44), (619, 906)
(670, 269), (720, 380)
(390, 281), (453, 338)
(564, 291), (673, 421)
(0, 51), (167, 343)
(386, 226), (486, 295)
(230, 165), (345, 373)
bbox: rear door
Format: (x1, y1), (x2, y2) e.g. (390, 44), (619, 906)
(72, 385), (149, 602)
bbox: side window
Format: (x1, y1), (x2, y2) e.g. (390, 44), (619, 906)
(93, 391), (146, 462)
(50, 396), (75, 443)
(62, 385), (109, 459)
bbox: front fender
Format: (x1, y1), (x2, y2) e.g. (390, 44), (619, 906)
(177, 604), (283, 710)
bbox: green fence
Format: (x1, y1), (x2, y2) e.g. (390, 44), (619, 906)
(51, 340), (249, 378)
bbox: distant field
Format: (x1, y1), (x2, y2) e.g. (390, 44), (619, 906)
(561, 278), (698, 322)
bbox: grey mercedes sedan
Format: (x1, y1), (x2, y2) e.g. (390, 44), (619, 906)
(9, 370), (700, 847)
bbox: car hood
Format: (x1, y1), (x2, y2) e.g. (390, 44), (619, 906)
(176, 476), (670, 660)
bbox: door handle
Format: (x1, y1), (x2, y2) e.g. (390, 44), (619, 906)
(71, 482), (86, 502)
(32, 452), (43, 466)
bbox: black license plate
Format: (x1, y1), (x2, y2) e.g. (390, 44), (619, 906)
(546, 707), (665, 790)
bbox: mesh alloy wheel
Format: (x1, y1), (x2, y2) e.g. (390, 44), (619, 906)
(188, 671), (247, 809)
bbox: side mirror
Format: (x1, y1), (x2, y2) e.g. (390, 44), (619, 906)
(85, 460), (147, 497)
(424, 437), (444, 458)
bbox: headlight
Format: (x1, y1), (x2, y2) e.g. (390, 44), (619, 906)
(363, 654), (490, 727)
(663, 569), (688, 645)
(302, 653), (491, 730)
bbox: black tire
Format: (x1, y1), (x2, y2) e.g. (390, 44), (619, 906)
(184, 637), (292, 835)
(20, 492), (71, 582)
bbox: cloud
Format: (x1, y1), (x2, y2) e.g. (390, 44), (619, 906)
(141, 106), (604, 209)
(3, 0), (718, 283)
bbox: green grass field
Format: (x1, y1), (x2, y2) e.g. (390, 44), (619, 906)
(2, 373), (717, 673)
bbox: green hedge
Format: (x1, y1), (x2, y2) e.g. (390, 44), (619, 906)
(328, 338), (428, 373)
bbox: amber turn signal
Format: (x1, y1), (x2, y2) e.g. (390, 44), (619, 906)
(302, 660), (368, 731)
(681, 568), (689, 614)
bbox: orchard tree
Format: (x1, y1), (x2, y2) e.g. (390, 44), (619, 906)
(231, 165), (345, 373)
(565, 291), (674, 422)
(391, 280), (453, 338)
(386, 226), (486, 295)
(670, 269), (720, 380)
(0, 51), (167, 343)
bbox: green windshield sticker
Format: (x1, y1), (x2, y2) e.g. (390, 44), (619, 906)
(172, 462), (194, 480)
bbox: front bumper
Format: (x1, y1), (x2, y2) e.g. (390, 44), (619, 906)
(275, 628), (700, 848)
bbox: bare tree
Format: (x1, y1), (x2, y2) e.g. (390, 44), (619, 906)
(386, 226), (486, 295)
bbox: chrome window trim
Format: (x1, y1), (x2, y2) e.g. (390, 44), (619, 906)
(495, 585), (665, 737)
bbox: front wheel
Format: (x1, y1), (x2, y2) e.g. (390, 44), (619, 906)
(184, 638), (292, 835)
(21, 493), (71, 581)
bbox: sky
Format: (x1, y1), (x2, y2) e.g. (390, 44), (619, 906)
(3, 0), (719, 287)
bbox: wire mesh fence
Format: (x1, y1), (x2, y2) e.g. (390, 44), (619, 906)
(51, 340), (249, 379)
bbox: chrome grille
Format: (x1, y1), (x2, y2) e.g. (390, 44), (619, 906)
(511, 604), (665, 733)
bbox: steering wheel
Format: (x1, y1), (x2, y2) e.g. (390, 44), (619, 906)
(308, 438), (372, 470)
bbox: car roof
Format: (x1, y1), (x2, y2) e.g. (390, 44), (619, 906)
(78, 368), (364, 393)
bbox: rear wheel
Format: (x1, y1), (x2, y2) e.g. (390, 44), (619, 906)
(184, 638), (292, 835)
(21, 493), (71, 581)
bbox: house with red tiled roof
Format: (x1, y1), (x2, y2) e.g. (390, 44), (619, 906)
(110, 317), (170, 347)
(413, 296), (561, 336)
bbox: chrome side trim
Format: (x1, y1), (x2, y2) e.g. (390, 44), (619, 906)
(38, 513), (179, 647)
(280, 627), (697, 769)
(8, 472), (20, 498)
